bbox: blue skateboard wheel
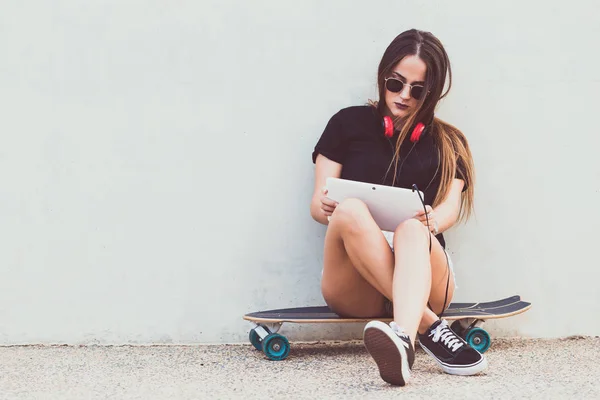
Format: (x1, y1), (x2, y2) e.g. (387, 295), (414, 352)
(249, 328), (263, 351)
(465, 328), (491, 353)
(262, 333), (290, 361)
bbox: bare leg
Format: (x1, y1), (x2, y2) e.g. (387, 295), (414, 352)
(391, 219), (455, 342)
(419, 250), (455, 333)
(321, 199), (455, 340)
(391, 219), (431, 341)
(321, 199), (394, 317)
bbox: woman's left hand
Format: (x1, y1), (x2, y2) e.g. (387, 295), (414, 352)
(414, 205), (439, 235)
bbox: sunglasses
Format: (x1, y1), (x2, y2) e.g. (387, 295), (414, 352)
(384, 77), (426, 101)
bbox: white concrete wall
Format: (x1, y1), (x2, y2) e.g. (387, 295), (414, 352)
(0, 1), (598, 344)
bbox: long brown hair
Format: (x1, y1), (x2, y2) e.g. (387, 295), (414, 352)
(373, 29), (475, 222)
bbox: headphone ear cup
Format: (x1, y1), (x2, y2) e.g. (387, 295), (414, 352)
(410, 122), (425, 142)
(383, 116), (394, 138)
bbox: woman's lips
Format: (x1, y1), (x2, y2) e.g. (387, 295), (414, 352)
(395, 102), (408, 110)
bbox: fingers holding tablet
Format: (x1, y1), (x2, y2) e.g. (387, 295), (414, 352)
(320, 187), (338, 216)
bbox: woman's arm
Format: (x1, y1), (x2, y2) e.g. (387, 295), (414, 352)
(416, 179), (465, 234)
(310, 154), (343, 225)
(434, 179), (465, 233)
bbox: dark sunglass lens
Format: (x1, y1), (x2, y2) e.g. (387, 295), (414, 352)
(411, 86), (424, 100)
(386, 79), (404, 93)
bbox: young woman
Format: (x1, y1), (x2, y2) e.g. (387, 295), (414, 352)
(310, 29), (487, 386)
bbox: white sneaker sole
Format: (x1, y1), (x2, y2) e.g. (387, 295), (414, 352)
(419, 342), (488, 376)
(363, 321), (411, 386)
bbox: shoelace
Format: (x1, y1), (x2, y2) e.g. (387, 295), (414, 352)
(390, 322), (411, 342)
(430, 320), (464, 352)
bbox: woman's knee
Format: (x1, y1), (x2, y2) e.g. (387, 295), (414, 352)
(330, 198), (371, 229)
(393, 218), (429, 241)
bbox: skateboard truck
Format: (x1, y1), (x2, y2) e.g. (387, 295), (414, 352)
(250, 321), (282, 335)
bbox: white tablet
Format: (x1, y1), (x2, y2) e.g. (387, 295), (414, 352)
(326, 177), (424, 232)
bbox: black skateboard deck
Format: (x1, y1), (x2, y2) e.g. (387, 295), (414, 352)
(244, 295), (531, 360)
(245, 295), (529, 322)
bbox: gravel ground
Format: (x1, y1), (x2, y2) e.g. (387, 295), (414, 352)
(0, 337), (598, 399)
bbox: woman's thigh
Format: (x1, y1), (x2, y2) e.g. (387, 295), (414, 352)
(320, 199), (394, 318)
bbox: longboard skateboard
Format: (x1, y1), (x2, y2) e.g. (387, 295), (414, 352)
(243, 295), (531, 360)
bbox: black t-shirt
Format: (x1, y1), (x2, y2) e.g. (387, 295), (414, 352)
(312, 105), (468, 248)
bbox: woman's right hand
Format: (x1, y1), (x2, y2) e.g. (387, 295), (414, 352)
(320, 187), (338, 218)
(310, 155), (343, 225)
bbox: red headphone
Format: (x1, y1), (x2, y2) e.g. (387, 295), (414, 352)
(383, 116), (425, 143)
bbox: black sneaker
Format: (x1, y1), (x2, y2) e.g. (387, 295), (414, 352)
(418, 319), (488, 375)
(363, 321), (415, 386)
